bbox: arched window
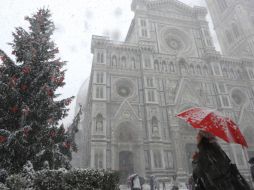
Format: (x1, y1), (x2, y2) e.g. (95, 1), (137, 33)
(95, 114), (103, 132)
(236, 69), (242, 79)
(203, 65), (209, 75)
(121, 56), (127, 68)
(112, 55), (117, 67)
(162, 60), (167, 72)
(222, 67), (228, 78)
(154, 60), (159, 71)
(151, 116), (159, 135)
(226, 30), (233, 44)
(169, 61), (175, 72)
(197, 65), (202, 75)
(180, 63), (187, 74)
(229, 68), (235, 79)
(131, 57), (136, 69)
(97, 52), (104, 63)
(179, 58), (187, 74)
(190, 64), (195, 74)
(100, 53), (104, 63)
(232, 23), (240, 38)
(144, 57), (151, 68)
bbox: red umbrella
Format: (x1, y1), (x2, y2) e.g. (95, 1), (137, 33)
(176, 107), (248, 147)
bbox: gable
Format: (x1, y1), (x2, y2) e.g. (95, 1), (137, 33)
(175, 78), (204, 106)
(113, 99), (141, 121)
(146, 0), (193, 15)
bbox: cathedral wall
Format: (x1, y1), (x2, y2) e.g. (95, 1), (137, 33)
(74, 0), (254, 183)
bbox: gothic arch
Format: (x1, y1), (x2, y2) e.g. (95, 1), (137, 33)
(179, 58), (187, 74)
(95, 113), (104, 132)
(154, 59), (159, 71)
(162, 60), (167, 72)
(112, 55), (117, 67)
(196, 65), (202, 75)
(189, 64), (194, 74)
(229, 68), (235, 79)
(222, 67), (228, 78)
(203, 64), (209, 75)
(151, 116), (159, 135)
(169, 61), (175, 72)
(236, 68), (242, 80)
(113, 121), (140, 144)
(121, 56), (127, 68)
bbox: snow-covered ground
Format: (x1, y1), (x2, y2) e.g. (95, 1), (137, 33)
(119, 182), (188, 190)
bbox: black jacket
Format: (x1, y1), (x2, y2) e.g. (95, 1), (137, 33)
(192, 138), (250, 190)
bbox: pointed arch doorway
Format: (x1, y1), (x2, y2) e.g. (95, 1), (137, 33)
(119, 151), (134, 183)
(113, 121), (144, 184)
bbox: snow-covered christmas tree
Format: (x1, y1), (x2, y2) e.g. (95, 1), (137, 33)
(0, 8), (75, 174)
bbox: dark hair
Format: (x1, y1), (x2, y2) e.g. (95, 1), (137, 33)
(198, 130), (216, 142)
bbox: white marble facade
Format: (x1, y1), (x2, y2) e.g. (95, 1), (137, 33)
(72, 0), (254, 183)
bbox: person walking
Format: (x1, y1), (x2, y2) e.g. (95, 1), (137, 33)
(250, 159), (254, 181)
(150, 175), (159, 190)
(162, 181), (166, 190)
(130, 174), (142, 190)
(192, 130), (250, 190)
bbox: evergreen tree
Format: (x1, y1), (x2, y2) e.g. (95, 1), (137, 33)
(0, 8), (74, 174)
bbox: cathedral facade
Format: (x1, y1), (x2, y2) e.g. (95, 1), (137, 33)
(73, 0), (254, 183)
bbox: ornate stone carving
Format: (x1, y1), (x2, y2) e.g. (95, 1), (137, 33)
(159, 27), (193, 55)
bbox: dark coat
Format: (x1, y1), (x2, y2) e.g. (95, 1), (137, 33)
(192, 137), (250, 190)
(251, 164), (254, 181)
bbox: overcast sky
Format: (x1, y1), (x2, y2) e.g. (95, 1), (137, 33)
(0, 0), (219, 126)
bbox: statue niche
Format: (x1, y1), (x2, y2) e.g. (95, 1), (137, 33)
(151, 116), (159, 136)
(95, 113), (103, 132)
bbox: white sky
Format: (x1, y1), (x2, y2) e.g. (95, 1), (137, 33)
(0, 0), (219, 126)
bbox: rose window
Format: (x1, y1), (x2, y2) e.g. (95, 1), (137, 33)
(117, 86), (131, 97)
(160, 27), (192, 54)
(166, 38), (182, 51)
(231, 88), (247, 106)
(115, 79), (134, 98)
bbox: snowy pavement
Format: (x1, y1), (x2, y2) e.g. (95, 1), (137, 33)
(119, 183), (189, 190)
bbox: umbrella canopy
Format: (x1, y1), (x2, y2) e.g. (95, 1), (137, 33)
(176, 107), (248, 147)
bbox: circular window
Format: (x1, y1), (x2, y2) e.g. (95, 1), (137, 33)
(117, 86), (130, 97)
(166, 38), (182, 51)
(231, 88), (247, 106)
(161, 28), (192, 54)
(115, 79), (134, 98)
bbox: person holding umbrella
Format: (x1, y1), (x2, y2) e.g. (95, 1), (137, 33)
(193, 130), (251, 189)
(249, 157), (254, 181)
(177, 107), (251, 190)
